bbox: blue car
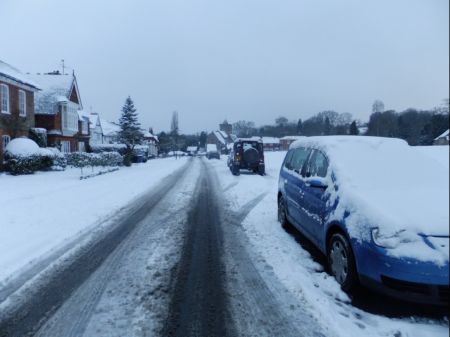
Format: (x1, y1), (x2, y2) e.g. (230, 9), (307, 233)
(277, 136), (449, 305)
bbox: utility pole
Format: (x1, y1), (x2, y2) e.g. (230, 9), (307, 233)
(61, 59), (65, 75)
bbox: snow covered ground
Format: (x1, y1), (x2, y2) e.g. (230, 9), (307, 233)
(207, 150), (449, 337)
(0, 157), (188, 286)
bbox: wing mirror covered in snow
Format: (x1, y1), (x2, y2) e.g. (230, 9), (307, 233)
(305, 178), (328, 189)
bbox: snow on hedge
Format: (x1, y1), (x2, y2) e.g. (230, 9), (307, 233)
(4, 138), (49, 157)
(291, 136), (449, 264)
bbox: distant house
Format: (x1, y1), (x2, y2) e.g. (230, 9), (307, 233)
(262, 137), (280, 151)
(101, 119), (121, 144)
(77, 110), (91, 151)
(433, 129), (449, 145)
(187, 146), (198, 155)
(88, 113), (103, 145)
(0, 60), (40, 164)
(280, 136), (304, 151)
(29, 71), (85, 152)
(207, 130), (236, 154)
(142, 129), (159, 157)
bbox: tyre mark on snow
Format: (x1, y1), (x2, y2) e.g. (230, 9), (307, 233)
(0, 161), (191, 337)
(235, 192), (268, 223)
(36, 209), (185, 337)
(204, 163), (326, 337)
(162, 160), (235, 337)
(223, 181), (238, 192)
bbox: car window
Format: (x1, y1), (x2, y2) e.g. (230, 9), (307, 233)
(306, 150), (329, 178)
(290, 147), (310, 173)
(283, 150), (295, 170)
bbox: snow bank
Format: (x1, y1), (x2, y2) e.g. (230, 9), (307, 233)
(209, 151), (448, 337)
(0, 157), (188, 284)
(291, 136), (449, 264)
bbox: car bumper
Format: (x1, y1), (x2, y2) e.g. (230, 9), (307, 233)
(354, 242), (449, 306)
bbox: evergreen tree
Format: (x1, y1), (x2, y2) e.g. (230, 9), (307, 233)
(349, 120), (359, 135)
(324, 117), (332, 135)
(296, 118), (303, 135)
(118, 96), (143, 166)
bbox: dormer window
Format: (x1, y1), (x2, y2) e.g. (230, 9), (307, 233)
(1, 84), (9, 114)
(19, 90), (26, 116)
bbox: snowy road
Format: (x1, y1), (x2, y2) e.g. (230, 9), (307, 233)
(0, 155), (448, 337)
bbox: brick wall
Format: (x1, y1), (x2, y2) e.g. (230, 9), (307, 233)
(0, 80), (35, 168)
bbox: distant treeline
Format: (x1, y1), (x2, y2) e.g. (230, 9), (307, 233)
(233, 100), (449, 146)
(155, 100), (449, 153)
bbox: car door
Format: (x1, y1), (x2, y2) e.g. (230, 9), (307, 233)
(300, 149), (329, 244)
(283, 147), (312, 231)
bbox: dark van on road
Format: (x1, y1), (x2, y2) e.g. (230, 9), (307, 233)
(228, 138), (265, 176)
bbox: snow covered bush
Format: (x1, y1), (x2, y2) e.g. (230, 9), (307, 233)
(90, 143), (126, 154)
(65, 152), (123, 168)
(4, 138), (66, 175)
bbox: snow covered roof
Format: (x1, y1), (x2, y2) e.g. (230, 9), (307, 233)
(28, 73), (81, 114)
(214, 131), (227, 145)
(0, 60), (40, 90)
(142, 130), (159, 141)
(218, 130), (229, 140)
(262, 137), (280, 144)
(280, 135), (304, 141)
(88, 113), (100, 128)
(435, 129), (449, 140)
(101, 119), (121, 136)
(291, 136), (449, 255)
(77, 110), (90, 121)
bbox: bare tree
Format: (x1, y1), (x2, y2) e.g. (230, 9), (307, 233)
(170, 111), (179, 136)
(372, 99), (385, 114)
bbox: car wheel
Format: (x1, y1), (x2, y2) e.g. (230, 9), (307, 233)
(258, 166), (265, 176)
(278, 196), (288, 229)
(327, 233), (358, 292)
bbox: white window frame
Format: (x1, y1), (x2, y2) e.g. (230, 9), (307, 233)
(61, 141), (71, 153)
(2, 135), (11, 151)
(1, 84), (10, 114)
(18, 90), (26, 116)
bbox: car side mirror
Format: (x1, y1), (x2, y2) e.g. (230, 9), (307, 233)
(306, 178), (327, 189)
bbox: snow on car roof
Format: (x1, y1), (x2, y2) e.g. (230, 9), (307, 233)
(291, 136), (449, 263)
(206, 143), (218, 152)
(236, 137), (262, 143)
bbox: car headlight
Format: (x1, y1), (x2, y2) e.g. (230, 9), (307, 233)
(371, 228), (417, 249)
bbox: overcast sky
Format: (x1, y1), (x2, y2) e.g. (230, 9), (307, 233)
(1, 0), (448, 133)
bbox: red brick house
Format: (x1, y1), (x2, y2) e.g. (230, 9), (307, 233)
(280, 136), (304, 151)
(29, 71), (86, 152)
(0, 60), (40, 165)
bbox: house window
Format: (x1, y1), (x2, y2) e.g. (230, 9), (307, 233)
(2, 135), (11, 151)
(61, 141), (71, 153)
(1, 84), (10, 113)
(19, 90), (26, 116)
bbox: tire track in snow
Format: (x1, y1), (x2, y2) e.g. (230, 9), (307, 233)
(0, 160), (192, 337)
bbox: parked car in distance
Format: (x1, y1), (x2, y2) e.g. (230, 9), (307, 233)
(277, 136), (449, 305)
(228, 138), (265, 175)
(206, 144), (220, 160)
